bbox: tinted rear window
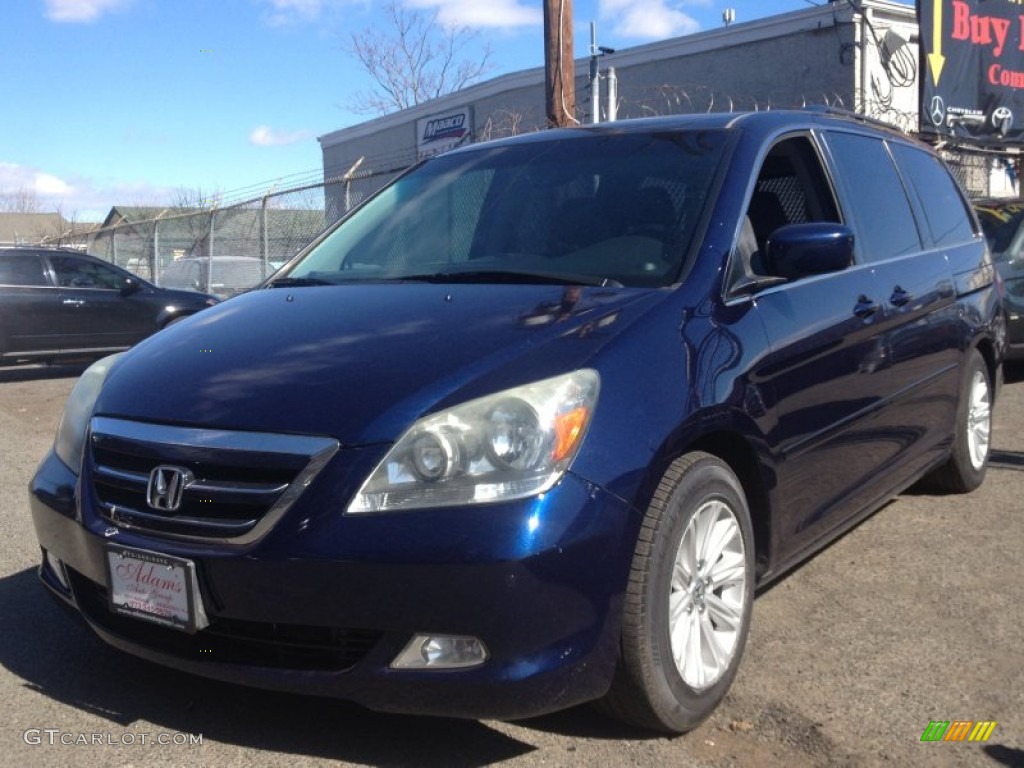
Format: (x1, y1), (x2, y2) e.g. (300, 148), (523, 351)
(890, 143), (975, 248)
(825, 131), (921, 262)
(0, 253), (47, 286)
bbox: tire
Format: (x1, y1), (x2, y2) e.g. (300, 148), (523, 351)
(599, 452), (755, 733)
(927, 349), (992, 493)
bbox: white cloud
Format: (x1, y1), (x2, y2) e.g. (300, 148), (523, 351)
(599, 0), (701, 40)
(0, 161), (180, 221)
(405, 0), (541, 29)
(44, 0), (133, 23)
(249, 126), (313, 146)
(34, 173), (74, 196)
(0, 162), (74, 197)
(260, 0), (327, 25)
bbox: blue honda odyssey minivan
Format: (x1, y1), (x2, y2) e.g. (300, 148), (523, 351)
(30, 110), (1004, 733)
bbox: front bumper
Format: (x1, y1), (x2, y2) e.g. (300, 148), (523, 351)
(30, 449), (637, 720)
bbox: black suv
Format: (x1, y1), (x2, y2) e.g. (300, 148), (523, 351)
(0, 247), (217, 366)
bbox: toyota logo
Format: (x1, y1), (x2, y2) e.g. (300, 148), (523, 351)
(146, 465), (193, 512)
(930, 95), (946, 127)
(993, 106), (1014, 134)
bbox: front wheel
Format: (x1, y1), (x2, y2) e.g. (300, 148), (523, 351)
(599, 452), (755, 733)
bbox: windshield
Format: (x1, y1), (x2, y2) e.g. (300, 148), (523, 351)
(281, 130), (728, 288)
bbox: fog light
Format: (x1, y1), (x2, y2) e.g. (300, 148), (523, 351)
(391, 634), (489, 669)
(44, 550), (70, 592)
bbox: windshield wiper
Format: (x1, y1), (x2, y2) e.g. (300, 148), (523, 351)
(396, 269), (623, 288)
(267, 276), (333, 288)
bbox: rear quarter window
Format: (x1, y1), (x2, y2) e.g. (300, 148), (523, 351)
(890, 143), (976, 247)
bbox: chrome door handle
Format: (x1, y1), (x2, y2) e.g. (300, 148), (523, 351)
(890, 286), (911, 307)
(854, 295), (880, 319)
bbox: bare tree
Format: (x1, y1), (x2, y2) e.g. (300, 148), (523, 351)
(38, 204), (85, 248)
(478, 107), (534, 142)
(172, 185), (222, 258)
(0, 185), (42, 213)
(346, 0), (493, 115)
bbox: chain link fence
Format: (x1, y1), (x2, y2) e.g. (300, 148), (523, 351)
(61, 162), (402, 297)
(940, 148), (1019, 200)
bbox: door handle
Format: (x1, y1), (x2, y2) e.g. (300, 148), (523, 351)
(62, 299), (85, 307)
(890, 286), (911, 307)
(854, 295), (881, 319)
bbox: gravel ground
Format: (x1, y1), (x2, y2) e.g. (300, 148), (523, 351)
(0, 362), (1021, 768)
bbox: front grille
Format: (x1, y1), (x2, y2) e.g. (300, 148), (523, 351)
(69, 569), (380, 671)
(88, 417), (338, 543)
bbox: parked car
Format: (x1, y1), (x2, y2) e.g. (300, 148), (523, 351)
(161, 255), (269, 298)
(0, 247), (218, 366)
(30, 110), (1004, 734)
(973, 198), (1024, 358)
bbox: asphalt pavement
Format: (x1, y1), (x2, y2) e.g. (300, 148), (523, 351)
(0, 363), (1021, 768)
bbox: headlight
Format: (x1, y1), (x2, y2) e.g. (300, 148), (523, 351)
(347, 370), (599, 513)
(54, 354), (120, 473)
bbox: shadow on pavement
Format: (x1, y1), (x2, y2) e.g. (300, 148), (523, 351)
(0, 364), (87, 384)
(0, 567), (542, 766)
(1003, 361), (1024, 384)
(983, 744), (1024, 766)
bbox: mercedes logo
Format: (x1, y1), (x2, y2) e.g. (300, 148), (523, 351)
(930, 95), (946, 127)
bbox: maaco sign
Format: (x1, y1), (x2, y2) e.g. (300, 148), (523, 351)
(920, 0), (1024, 144)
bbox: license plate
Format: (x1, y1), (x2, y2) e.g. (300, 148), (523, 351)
(105, 545), (209, 633)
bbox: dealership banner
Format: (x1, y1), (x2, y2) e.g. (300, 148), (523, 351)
(920, 0), (1024, 144)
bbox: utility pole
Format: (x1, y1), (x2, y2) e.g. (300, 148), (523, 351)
(589, 22), (599, 124)
(543, 0), (575, 127)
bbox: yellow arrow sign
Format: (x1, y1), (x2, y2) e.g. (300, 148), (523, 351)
(928, 0), (946, 84)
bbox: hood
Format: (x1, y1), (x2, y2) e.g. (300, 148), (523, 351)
(95, 283), (664, 444)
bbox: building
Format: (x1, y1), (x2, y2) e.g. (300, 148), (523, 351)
(0, 212), (97, 247)
(320, 0), (975, 222)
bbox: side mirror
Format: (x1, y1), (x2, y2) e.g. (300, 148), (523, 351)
(765, 223), (854, 281)
(120, 277), (140, 296)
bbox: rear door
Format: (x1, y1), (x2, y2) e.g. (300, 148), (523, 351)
(0, 250), (61, 359)
(821, 132), (964, 481)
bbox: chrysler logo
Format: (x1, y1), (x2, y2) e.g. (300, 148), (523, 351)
(146, 465), (193, 512)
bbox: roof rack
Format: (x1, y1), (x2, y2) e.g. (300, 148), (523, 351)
(801, 105), (905, 134)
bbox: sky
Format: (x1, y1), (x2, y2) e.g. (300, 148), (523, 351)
(1, 0), (909, 221)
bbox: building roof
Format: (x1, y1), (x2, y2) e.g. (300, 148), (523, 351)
(0, 212), (98, 245)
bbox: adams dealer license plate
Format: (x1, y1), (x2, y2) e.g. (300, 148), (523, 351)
(105, 545), (209, 633)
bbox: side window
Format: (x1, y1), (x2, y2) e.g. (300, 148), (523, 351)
(733, 135), (839, 286)
(889, 143), (976, 248)
(0, 254), (48, 286)
(825, 131), (921, 262)
(51, 256), (127, 290)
